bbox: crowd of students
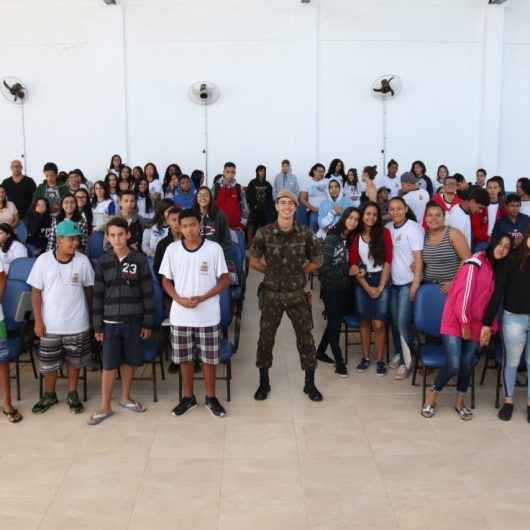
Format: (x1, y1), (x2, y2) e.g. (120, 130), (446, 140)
(0, 155), (529, 426)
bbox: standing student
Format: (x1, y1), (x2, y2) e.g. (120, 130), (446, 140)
(213, 162), (248, 230)
(136, 178), (155, 222)
(475, 168), (487, 188)
(25, 197), (52, 255)
(109, 154), (123, 176)
(421, 234), (512, 420)
(116, 191), (144, 251)
(342, 168), (364, 207)
(317, 178), (353, 238)
(74, 189), (93, 235)
(0, 185), (19, 227)
(349, 201), (393, 376)
(47, 194), (88, 253)
(386, 197), (423, 380)
(400, 172), (430, 225)
(29, 220), (94, 415)
(88, 217), (154, 425)
(160, 209), (230, 417)
(0, 259), (22, 423)
(411, 160), (434, 197)
(91, 181), (113, 231)
(250, 190), (323, 401)
(2, 159), (36, 218)
(0, 224), (28, 273)
(518, 178), (530, 217)
(272, 159), (299, 200)
(446, 186), (490, 248)
(34, 162), (68, 215)
(375, 159), (401, 199)
(472, 176), (506, 247)
(316, 207), (360, 376)
(492, 194), (530, 248)
(141, 199), (174, 257)
(173, 174), (196, 209)
(432, 174), (462, 214)
(299, 163), (328, 231)
(433, 165), (450, 193)
(325, 159), (346, 180)
(246, 165), (274, 244)
(144, 162), (162, 201)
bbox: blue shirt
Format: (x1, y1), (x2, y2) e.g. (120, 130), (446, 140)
(492, 213), (530, 246)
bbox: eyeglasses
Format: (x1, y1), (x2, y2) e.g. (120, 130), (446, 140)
(278, 200), (295, 207)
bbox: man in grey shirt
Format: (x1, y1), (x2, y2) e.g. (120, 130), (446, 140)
(273, 159), (299, 199)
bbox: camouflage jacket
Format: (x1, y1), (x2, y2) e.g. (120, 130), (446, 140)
(250, 222), (322, 292)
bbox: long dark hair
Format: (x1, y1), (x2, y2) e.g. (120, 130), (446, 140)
(104, 172), (118, 194)
(26, 197), (51, 224)
(0, 185), (8, 209)
(358, 201), (386, 267)
(487, 176), (506, 198)
(91, 180), (110, 207)
(485, 233), (512, 271)
(518, 226), (530, 271)
(0, 223), (18, 253)
(163, 164), (183, 192)
(330, 206), (360, 242)
(363, 165), (378, 180)
(144, 162), (160, 182)
(74, 188), (93, 233)
(343, 168), (359, 188)
(57, 194), (82, 223)
(326, 159), (346, 179)
(193, 185), (219, 218)
(309, 163), (325, 178)
(411, 160), (427, 177)
(136, 178), (154, 214)
(109, 154), (122, 171)
(255, 165), (267, 180)
(152, 198), (175, 229)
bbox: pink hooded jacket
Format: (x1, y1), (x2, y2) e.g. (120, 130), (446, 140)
(440, 251), (497, 341)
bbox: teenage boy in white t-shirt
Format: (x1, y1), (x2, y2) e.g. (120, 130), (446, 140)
(160, 209), (229, 417)
(28, 220), (94, 415)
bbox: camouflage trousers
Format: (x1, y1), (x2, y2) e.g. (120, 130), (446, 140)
(256, 289), (317, 371)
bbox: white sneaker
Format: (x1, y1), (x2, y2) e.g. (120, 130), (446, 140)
(389, 354), (401, 369)
(394, 365), (411, 380)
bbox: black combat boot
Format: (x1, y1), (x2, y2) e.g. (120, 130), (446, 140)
(303, 368), (323, 401)
(254, 368), (271, 401)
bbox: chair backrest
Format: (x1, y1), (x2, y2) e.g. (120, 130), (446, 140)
(7, 257), (36, 282)
(219, 288), (232, 329)
(226, 243), (243, 276)
(146, 255), (164, 328)
(414, 284), (447, 337)
(15, 222), (28, 243)
(2, 279), (31, 331)
(87, 231), (105, 261)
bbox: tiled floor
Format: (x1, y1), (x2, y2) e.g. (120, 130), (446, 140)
(2, 271), (530, 530)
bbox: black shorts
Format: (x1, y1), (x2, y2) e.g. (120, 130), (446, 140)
(101, 321), (144, 370)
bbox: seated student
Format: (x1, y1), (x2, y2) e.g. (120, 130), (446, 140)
(376, 186), (391, 224)
(325, 158), (346, 180)
(162, 172), (179, 200)
(433, 165), (449, 194)
(159, 209), (230, 417)
(2, 159), (36, 219)
(132, 166), (144, 185)
(0, 185), (19, 227)
(421, 233), (512, 420)
(173, 174), (196, 209)
(29, 220), (94, 415)
(213, 162), (248, 230)
(47, 194), (88, 253)
(316, 207), (360, 376)
(475, 168), (487, 188)
(153, 206), (181, 282)
(342, 168), (364, 207)
(144, 162), (162, 201)
(445, 186), (490, 249)
(400, 172), (430, 225)
(422, 201), (471, 293)
(273, 159), (299, 200)
(472, 176), (506, 249)
(114, 191), (144, 251)
(91, 180), (114, 231)
(492, 194), (530, 248)
(141, 199), (174, 257)
(25, 197), (52, 255)
(34, 162), (68, 215)
(375, 159), (401, 199)
(104, 172), (120, 212)
(0, 223), (28, 273)
(299, 163), (328, 231)
(432, 174), (462, 214)
(191, 169), (205, 191)
(411, 160), (434, 197)
(109, 154), (123, 176)
(518, 177), (530, 217)
(88, 217), (154, 425)
(454, 173), (469, 198)
(74, 189), (93, 236)
(66, 170), (88, 195)
(317, 178), (353, 238)
(245, 165), (274, 244)
(0, 260), (22, 423)
(135, 177), (155, 223)
(349, 201), (393, 376)
(194, 186), (232, 253)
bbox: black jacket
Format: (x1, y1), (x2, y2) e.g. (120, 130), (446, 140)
(93, 249), (154, 332)
(318, 232), (352, 291)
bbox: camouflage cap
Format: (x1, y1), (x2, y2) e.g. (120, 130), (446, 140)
(276, 189), (299, 206)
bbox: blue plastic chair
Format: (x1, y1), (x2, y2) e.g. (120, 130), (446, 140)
(87, 231), (105, 263)
(15, 222), (28, 243)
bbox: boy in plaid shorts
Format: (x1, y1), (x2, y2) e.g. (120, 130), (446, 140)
(28, 220), (94, 415)
(160, 209), (229, 417)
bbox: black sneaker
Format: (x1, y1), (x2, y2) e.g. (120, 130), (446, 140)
(171, 395), (197, 417)
(316, 351), (334, 364)
(205, 396), (226, 417)
(376, 361), (387, 377)
(168, 362), (179, 374)
(498, 403), (514, 422)
(356, 358), (370, 372)
(66, 391), (84, 414)
(335, 363), (349, 378)
(32, 392), (59, 414)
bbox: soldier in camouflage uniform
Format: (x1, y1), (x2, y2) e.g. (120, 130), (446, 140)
(249, 189), (324, 401)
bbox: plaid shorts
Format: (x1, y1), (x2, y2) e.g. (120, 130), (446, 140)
(170, 325), (220, 365)
(37, 330), (92, 374)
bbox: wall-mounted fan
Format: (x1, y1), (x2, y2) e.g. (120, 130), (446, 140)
(371, 75), (402, 170)
(1, 77), (29, 169)
(188, 82), (221, 184)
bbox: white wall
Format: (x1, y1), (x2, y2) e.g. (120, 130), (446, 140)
(0, 0), (528, 189)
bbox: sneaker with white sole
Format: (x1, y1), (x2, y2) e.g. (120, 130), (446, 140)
(389, 354), (401, 369)
(394, 365), (411, 380)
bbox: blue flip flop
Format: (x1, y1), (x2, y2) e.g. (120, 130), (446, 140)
(87, 410), (114, 426)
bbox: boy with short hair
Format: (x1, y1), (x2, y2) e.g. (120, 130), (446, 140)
(89, 217), (154, 425)
(213, 162), (248, 230)
(29, 220), (94, 414)
(34, 162), (68, 215)
(492, 193), (530, 247)
(118, 191), (144, 250)
(159, 209), (229, 417)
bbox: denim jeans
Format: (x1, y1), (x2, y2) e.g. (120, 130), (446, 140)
(433, 335), (478, 393)
(317, 288), (351, 363)
(390, 283), (414, 368)
(308, 211), (319, 233)
(502, 310), (530, 399)
(296, 206), (309, 227)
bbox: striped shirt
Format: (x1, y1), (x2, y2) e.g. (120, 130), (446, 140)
(422, 227), (460, 283)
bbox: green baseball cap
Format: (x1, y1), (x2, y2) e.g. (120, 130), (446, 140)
(56, 219), (81, 237)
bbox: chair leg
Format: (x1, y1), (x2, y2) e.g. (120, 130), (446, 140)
(471, 366), (476, 410)
(83, 366), (88, 402)
(178, 369), (183, 401)
(480, 356), (489, 386)
(152, 362), (158, 403)
(495, 362), (501, 409)
(412, 357), (418, 387)
(385, 327), (390, 364)
(226, 360), (232, 402)
(422, 366), (427, 406)
(344, 328), (349, 366)
(160, 353), (166, 381)
(29, 347), (38, 379)
(16, 357), (21, 401)
(39, 374), (43, 399)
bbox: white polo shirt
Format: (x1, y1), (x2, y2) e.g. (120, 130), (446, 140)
(446, 205), (471, 247)
(386, 220), (424, 286)
(403, 189), (430, 225)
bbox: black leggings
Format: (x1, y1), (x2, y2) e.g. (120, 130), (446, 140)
(317, 288), (351, 363)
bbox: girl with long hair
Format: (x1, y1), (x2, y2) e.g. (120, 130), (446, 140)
(325, 158), (346, 180)
(47, 194), (88, 252)
(0, 184), (19, 227)
(141, 198), (174, 257)
(0, 223), (28, 273)
(193, 186), (232, 252)
(91, 180), (114, 230)
(74, 188), (93, 235)
(108, 154), (122, 175)
(144, 162), (162, 200)
(342, 168), (363, 207)
(136, 178), (155, 222)
(25, 197), (52, 255)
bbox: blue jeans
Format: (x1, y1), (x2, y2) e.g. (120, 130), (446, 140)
(390, 283), (414, 368)
(296, 206), (309, 226)
(433, 335), (477, 393)
(502, 310), (530, 399)
(308, 211), (319, 233)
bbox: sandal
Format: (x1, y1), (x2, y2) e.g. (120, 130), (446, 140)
(3, 408), (23, 423)
(119, 400), (146, 413)
(421, 404), (435, 418)
(454, 406), (473, 421)
(87, 410), (114, 426)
